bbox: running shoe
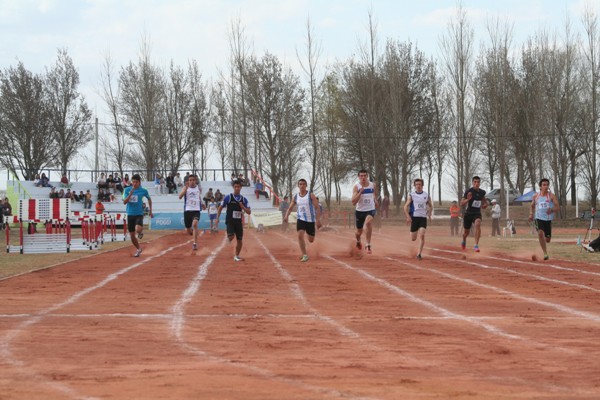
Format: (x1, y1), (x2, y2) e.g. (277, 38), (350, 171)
(234, 255), (244, 262)
(300, 254), (309, 262)
(192, 243), (198, 251)
(134, 248), (142, 257)
(474, 244), (480, 253)
(138, 232), (144, 239)
(460, 241), (466, 250)
(543, 253), (549, 261)
(366, 245), (372, 254)
(356, 241), (362, 250)
(416, 254), (422, 260)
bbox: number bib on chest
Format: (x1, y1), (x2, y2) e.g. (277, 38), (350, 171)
(232, 211), (242, 219)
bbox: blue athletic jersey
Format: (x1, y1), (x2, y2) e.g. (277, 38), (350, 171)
(123, 186), (151, 216)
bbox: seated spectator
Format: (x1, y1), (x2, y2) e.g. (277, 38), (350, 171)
(231, 173), (237, 186)
(84, 190), (93, 209)
(72, 190), (80, 202)
(39, 173), (51, 188)
(122, 174), (131, 188)
(165, 172), (176, 194)
(174, 172), (183, 190)
(60, 173), (70, 188)
(183, 172), (191, 185)
(97, 173), (108, 189)
(65, 188), (75, 201)
(214, 189), (223, 203)
(106, 174), (115, 192)
(78, 190), (85, 202)
(142, 202), (149, 215)
(154, 174), (164, 194)
(203, 188), (214, 208)
(98, 188), (105, 201)
(114, 174), (123, 193)
(254, 180), (269, 199)
(33, 174), (41, 187)
(58, 188), (65, 198)
(95, 199), (105, 215)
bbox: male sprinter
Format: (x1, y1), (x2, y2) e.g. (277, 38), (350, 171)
(123, 174), (153, 257)
(461, 176), (487, 252)
(217, 180), (251, 261)
(528, 178), (559, 260)
(352, 169), (379, 254)
(178, 173), (205, 250)
(403, 178), (432, 260)
(284, 178), (322, 262)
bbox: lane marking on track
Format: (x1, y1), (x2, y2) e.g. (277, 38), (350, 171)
(170, 235), (381, 400)
(0, 238), (192, 400)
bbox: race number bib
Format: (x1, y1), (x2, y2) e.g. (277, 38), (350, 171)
(417, 203), (426, 209)
(472, 200), (481, 208)
(188, 200), (198, 207)
(362, 198), (372, 205)
(539, 202), (548, 208)
(232, 211), (242, 219)
(130, 195), (138, 203)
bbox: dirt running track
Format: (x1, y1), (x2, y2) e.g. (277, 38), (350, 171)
(1, 227), (600, 399)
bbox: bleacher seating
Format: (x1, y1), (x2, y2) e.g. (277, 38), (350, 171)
(10, 179), (276, 216)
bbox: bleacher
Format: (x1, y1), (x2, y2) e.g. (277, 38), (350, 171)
(9, 179), (277, 218)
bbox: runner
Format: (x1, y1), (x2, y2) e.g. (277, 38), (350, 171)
(283, 178), (322, 262)
(122, 174), (153, 257)
(460, 176), (487, 252)
(352, 169), (379, 254)
(217, 180), (251, 261)
(208, 197), (219, 232)
(178, 173), (205, 250)
(403, 178), (432, 260)
(528, 178), (559, 260)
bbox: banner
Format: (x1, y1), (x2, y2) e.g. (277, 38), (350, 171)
(150, 212), (225, 230)
(250, 211), (288, 227)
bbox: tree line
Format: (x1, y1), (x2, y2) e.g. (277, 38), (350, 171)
(1, 6), (599, 218)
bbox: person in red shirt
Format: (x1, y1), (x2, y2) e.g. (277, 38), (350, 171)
(95, 200), (105, 215)
(449, 200), (461, 236)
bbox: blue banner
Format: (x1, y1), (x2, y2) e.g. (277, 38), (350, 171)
(150, 212), (225, 230)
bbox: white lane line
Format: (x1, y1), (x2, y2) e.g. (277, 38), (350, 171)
(324, 255), (522, 340)
(0, 239), (190, 400)
(394, 255), (600, 323)
(170, 236), (379, 400)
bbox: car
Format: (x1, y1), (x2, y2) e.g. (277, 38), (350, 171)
(486, 188), (521, 205)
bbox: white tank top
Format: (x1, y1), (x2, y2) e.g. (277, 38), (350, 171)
(535, 192), (554, 221)
(355, 182), (376, 212)
(411, 191), (429, 218)
(184, 186), (202, 211)
(295, 192), (316, 222)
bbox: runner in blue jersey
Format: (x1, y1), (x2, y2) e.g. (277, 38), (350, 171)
(217, 180), (251, 262)
(122, 174), (153, 257)
(528, 178), (559, 260)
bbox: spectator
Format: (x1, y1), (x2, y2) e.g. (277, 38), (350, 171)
(214, 189), (223, 203)
(254, 180), (269, 199)
(49, 187), (57, 199)
(203, 188), (214, 208)
(122, 174), (131, 188)
(142, 202), (149, 215)
(39, 173), (51, 188)
(33, 174), (41, 186)
(97, 173), (108, 189)
(95, 199), (105, 215)
(238, 173), (250, 186)
(60, 173), (70, 188)
(381, 195), (390, 219)
(72, 190), (80, 202)
(183, 172), (191, 185)
(0, 201), (4, 231)
(114, 174), (123, 193)
(165, 172), (176, 194)
(449, 200), (461, 236)
(491, 199), (501, 237)
(279, 195), (289, 232)
(106, 174), (116, 193)
(65, 189), (75, 201)
(230, 173), (236, 186)
(78, 190), (85, 202)
(84, 190), (93, 209)
(98, 188), (109, 202)
(174, 172), (183, 191)
(3, 198), (12, 217)
(154, 174), (164, 194)
(58, 188), (65, 198)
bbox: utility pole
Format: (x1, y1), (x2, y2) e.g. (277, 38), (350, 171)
(94, 117), (99, 181)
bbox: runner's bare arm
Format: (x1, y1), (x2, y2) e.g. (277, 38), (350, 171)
(178, 184), (187, 199)
(403, 195), (413, 222)
(147, 197), (153, 218)
(351, 185), (362, 206)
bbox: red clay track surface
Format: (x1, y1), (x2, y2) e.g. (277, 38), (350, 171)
(1, 227), (600, 399)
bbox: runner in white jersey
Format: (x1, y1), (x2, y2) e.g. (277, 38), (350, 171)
(528, 178), (559, 260)
(403, 178), (432, 260)
(351, 169), (379, 254)
(284, 178), (322, 262)
(178, 174), (205, 251)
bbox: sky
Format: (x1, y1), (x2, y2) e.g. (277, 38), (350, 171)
(0, 0), (599, 195)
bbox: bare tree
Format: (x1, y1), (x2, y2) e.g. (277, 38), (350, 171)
(0, 62), (56, 180)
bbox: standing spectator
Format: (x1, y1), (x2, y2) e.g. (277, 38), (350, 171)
(203, 188), (214, 208)
(0, 200), (5, 231)
(123, 174), (153, 257)
(95, 199), (105, 215)
(60, 173), (70, 188)
(254, 180), (269, 199)
(208, 197), (219, 232)
(165, 172), (176, 194)
(491, 199), (501, 237)
(214, 189), (223, 203)
(97, 173), (108, 190)
(1, 198), (11, 231)
(381, 195), (390, 219)
(154, 174), (164, 194)
(449, 200), (461, 236)
(84, 190), (93, 209)
(174, 172), (183, 191)
(279, 195), (290, 232)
